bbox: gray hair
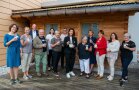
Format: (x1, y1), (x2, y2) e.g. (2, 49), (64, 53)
(39, 29), (44, 32)
(81, 36), (88, 40)
(55, 31), (60, 34)
(124, 33), (131, 39)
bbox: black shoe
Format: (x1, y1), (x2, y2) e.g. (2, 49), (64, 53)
(123, 78), (128, 83)
(48, 67), (51, 71)
(119, 78), (128, 82)
(120, 80), (124, 87)
(14, 78), (22, 84)
(86, 74), (90, 79)
(79, 72), (84, 76)
(10, 79), (15, 85)
(54, 72), (61, 79)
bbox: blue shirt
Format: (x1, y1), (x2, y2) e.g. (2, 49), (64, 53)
(78, 43), (90, 59)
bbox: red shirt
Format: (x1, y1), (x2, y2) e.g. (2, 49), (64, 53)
(95, 36), (107, 56)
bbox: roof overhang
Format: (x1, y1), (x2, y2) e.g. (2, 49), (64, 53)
(11, 1), (139, 18)
(41, 0), (115, 8)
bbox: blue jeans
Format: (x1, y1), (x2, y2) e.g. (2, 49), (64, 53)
(121, 56), (133, 79)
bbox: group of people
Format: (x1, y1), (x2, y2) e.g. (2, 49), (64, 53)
(4, 23), (136, 86)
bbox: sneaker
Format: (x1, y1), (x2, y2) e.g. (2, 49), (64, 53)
(10, 79), (15, 85)
(107, 75), (111, 79)
(66, 73), (71, 79)
(69, 71), (75, 77)
(27, 75), (33, 79)
(119, 78), (128, 82)
(14, 78), (22, 84)
(122, 78), (128, 82)
(108, 76), (114, 81)
(37, 73), (41, 77)
(23, 75), (29, 80)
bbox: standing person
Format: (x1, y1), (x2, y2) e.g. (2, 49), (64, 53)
(87, 30), (97, 74)
(33, 29), (48, 77)
(60, 28), (68, 68)
(94, 30), (107, 80)
(29, 24), (39, 39)
(29, 24), (39, 63)
(20, 27), (33, 80)
(78, 36), (91, 79)
(119, 33), (136, 86)
(106, 33), (120, 81)
(64, 28), (77, 78)
(46, 28), (55, 71)
(4, 24), (22, 85)
(51, 31), (62, 78)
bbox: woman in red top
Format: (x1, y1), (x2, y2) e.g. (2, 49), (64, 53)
(94, 30), (107, 79)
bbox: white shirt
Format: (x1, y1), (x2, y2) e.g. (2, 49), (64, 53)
(107, 40), (120, 59)
(46, 34), (54, 50)
(70, 36), (72, 43)
(107, 40), (120, 52)
(60, 34), (67, 42)
(32, 30), (37, 39)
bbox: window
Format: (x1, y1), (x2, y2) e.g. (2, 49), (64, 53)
(45, 24), (58, 34)
(81, 23), (99, 38)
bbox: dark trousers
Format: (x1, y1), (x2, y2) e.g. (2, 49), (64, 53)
(48, 50), (53, 67)
(121, 57), (133, 79)
(65, 49), (76, 73)
(60, 47), (65, 68)
(52, 51), (61, 73)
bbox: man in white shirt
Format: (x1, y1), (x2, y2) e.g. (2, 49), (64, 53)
(29, 24), (39, 63)
(29, 24), (38, 39)
(60, 28), (68, 68)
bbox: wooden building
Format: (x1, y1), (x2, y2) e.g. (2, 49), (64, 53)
(1, 0), (139, 68)
(0, 0), (43, 66)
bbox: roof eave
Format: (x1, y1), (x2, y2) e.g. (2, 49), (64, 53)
(11, 2), (139, 18)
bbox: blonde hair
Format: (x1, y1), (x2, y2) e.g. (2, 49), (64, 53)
(24, 27), (30, 30)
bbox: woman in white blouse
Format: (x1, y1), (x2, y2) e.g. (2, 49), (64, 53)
(107, 33), (120, 81)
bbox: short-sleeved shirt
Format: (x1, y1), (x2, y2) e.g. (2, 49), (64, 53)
(51, 37), (62, 52)
(20, 35), (32, 53)
(120, 40), (136, 59)
(78, 43), (90, 59)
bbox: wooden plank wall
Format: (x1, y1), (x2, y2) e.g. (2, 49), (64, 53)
(30, 13), (128, 41)
(0, 0), (42, 66)
(30, 12), (129, 67)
